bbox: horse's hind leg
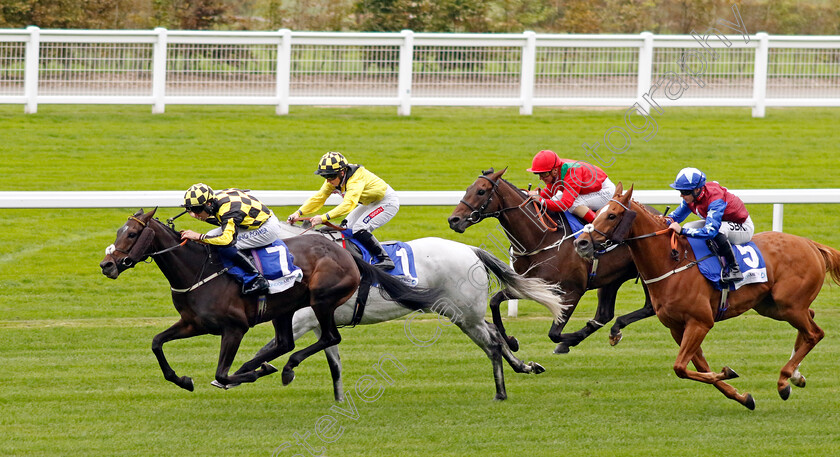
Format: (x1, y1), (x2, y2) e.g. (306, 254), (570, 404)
(489, 289), (520, 352)
(456, 320), (510, 400)
(609, 285), (655, 346)
(777, 308), (824, 400)
(151, 318), (206, 391)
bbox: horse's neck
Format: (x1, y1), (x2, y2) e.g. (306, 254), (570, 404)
(627, 201), (674, 278)
(496, 180), (567, 252)
(151, 222), (215, 290)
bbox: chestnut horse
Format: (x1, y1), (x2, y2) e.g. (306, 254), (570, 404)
(99, 208), (440, 391)
(574, 183), (840, 409)
(448, 168), (654, 353)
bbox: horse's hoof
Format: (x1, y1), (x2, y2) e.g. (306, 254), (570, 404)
(609, 331), (623, 346)
(282, 367), (296, 386)
(722, 366), (739, 380)
(180, 376), (194, 392)
(210, 380), (240, 390)
(529, 362), (545, 375)
(779, 384), (791, 401)
(553, 343), (570, 354)
(744, 393), (756, 410)
(791, 373), (806, 388)
(506, 336), (520, 352)
(260, 362), (279, 376)
(494, 392), (507, 401)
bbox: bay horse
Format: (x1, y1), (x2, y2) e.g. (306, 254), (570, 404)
(447, 168), (654, 353)
(244, 221), (569, 401)
(99, 208), (441, 391)
(574, 183), (840, 409)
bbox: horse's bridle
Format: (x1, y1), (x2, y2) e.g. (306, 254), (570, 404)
(459, 175), (507, 223)
(107, 216), (187, 268)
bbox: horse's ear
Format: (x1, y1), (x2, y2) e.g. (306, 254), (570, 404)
(498, 166), (508, 176)
(134, 208), (144, 217)
(614, 182), (624, 197)
(623, 184), (634, 202)
(143, 207), (158, 221)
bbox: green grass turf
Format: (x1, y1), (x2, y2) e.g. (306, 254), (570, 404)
(1, 106), (840, 456)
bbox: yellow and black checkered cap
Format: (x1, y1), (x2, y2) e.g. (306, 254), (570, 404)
(183, 183), (214, 208)
(315, 152), (348, 175)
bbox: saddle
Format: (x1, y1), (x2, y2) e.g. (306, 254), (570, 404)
(304, 220), (418, 327)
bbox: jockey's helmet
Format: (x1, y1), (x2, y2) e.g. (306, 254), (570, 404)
(526, 150), (560, 173)
(670, 167), (707, 191)
(315, 152), (348, 176)
(183, 183), (215, 213)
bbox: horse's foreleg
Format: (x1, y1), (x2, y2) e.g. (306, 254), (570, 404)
(609, 285), (655, 346)
(548, 290), (581, 353)
(691, 348), (755, 410)
(489, 289), (519, 352)
(557, 285), (621, 350)
(213, 326), (260, 387)
(670, 323), (749, 408)
(151, 318), (206, 391)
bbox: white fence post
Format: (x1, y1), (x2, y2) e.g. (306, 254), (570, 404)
(637, 31), (654, 100)
(23, 26), (40, 114)
(772, 203), (784, 232)
(507, 247), (519, 317)
(519, 31), (536, 115)
(276, 28), (292, 115)
(752, 32), (769, 118)
(397, 29), (414, 116)
(151, 27), (168, 114)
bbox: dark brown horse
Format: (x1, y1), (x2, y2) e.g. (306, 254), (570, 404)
(574, 183), (840, 409)
(448, 168), (654, 353)
(99, 208), (439, 390)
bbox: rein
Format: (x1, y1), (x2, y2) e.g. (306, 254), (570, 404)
(459, 175), (523, 223)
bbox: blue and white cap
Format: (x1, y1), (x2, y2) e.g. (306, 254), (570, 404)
(670, 167), (706, 191)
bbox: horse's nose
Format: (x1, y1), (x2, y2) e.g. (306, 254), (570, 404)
(447, 216), (464, 233)
(100, 259), (119, 279)
(574, 238), (592, 258)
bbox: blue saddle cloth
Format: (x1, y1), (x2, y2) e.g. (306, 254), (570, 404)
(564, 211), (586, 238)
(686, 237), (768, 290)
(222, 239), (302, 286)
(342, 230), (418, 285)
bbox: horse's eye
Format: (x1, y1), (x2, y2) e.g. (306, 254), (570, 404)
(477, 189), (486, 196)
(608, 214), (617, 220)
(128, 232), (138, 239)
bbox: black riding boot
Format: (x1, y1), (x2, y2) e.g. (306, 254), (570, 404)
(230, 250), (270, 295)
(714, 232), (743, 283)
(353, 230), (395, 270)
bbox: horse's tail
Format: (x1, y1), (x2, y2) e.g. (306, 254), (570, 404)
(812, 240), (840, 285)
(472, 248), (569, 323)
(351, 255), (442, 311)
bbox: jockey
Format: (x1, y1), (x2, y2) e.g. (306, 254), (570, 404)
(666, 167), (755, 283)
(287, 152), (399, 270)
(526, 149), (615, 223)
(180, 183), (284, 295)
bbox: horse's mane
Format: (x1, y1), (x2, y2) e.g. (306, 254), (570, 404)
(631, 199), (668, 228)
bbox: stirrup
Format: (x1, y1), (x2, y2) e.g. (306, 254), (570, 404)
(243, 276), (269, 295)
(373, 257), (395, 270)
(722, 267), (743, 283)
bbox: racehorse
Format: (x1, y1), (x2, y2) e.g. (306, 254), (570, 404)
(447, 168), (654, 353)
(99, 208), (441, 391)
(246, 220), (569, 401)
(574, 183), (840, 409)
